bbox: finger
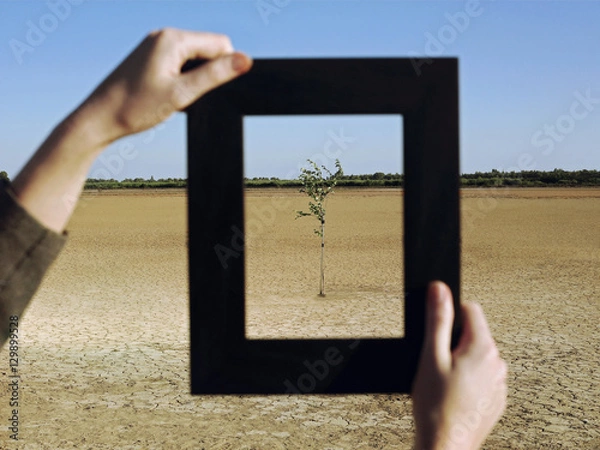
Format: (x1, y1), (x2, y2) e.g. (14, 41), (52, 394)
(454, 301), (495, 356)
(173, 29), (235, 61)
(173, 52), (253, 109)
(421, 281), (454, 371)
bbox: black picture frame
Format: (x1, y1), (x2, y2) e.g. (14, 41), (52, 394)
(186, 58), (460, 394)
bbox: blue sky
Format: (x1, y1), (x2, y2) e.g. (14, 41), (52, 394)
(1, 0), (599, 180)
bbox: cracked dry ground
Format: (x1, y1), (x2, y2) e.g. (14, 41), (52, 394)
(0, 188), (598, 449)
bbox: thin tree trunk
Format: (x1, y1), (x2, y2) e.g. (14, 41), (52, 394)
(319, 220), (325, 296)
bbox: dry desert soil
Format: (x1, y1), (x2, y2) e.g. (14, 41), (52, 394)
(0, 187), (599, 449)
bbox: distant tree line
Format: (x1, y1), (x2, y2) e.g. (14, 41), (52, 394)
(248, 169), (600, 188)
(244, 172), (404, 188)
(460, 169), (600, 187)
(0, 169), (586, 190)
(244, 169), (600, 188)
(84, 177), (187, 190)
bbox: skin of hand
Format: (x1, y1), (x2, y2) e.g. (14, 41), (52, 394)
(12, 28), (252, 233)
(412, 281), (508, 450)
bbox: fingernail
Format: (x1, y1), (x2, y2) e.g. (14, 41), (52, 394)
(428, 281), (447, 306)
(232, 53), (249, 73)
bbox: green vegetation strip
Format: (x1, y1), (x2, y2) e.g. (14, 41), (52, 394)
(3, 169), (600, 190)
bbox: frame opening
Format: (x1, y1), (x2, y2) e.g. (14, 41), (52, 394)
(243, 114), (405, 340)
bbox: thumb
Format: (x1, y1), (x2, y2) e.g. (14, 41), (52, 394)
(175, 52), (253, 109)
(421, 281), (454, 372)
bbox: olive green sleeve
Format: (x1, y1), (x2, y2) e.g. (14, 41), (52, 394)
(0, 180), (67, 347)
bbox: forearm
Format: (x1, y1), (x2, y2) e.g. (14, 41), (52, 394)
(9, 30), (251, 236)
(11, 106), (106, 234)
